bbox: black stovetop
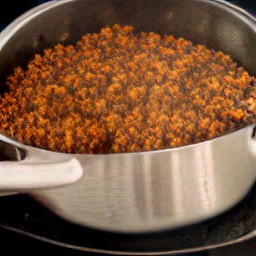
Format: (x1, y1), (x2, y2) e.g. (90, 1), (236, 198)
(1, 1), (256, 256)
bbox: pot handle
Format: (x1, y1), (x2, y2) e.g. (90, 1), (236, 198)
(0, 135), (83, 191)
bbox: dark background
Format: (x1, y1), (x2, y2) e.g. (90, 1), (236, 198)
(1, 1), (256, 256)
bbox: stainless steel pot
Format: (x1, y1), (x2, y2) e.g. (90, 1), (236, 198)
(1, 0), (256, 234)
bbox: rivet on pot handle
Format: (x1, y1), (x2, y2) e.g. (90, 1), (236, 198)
(0, 135), (83, 191)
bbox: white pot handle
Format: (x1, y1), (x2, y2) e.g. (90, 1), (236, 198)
(0, 135), (83, 191)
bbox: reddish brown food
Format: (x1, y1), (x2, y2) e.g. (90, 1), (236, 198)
(0, 24), (256, 153)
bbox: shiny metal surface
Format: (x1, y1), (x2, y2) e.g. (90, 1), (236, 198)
(2, 125), (256, 233)
(33, 125), (256, 232)
(0, 134), (83, 190)
(0, 0), (256, 233)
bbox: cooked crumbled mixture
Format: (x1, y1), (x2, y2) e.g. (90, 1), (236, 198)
(0, 24), (256, 153)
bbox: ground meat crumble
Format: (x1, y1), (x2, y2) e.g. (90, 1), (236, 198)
(0, 24), (255, 153)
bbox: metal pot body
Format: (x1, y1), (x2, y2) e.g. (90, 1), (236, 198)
(1, 0), (256, 233)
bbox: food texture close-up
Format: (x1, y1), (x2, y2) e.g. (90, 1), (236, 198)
(1, 24), (256, 154)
